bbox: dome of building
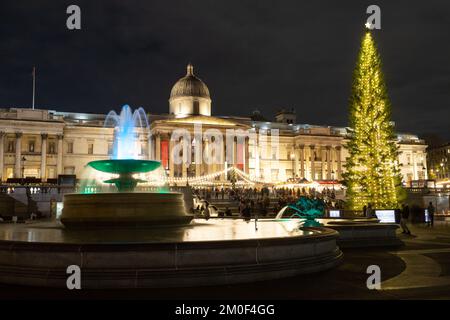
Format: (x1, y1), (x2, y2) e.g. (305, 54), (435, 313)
(170, 64), (210, 99)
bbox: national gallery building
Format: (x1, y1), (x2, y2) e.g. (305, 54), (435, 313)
(0, 64), (427, 186)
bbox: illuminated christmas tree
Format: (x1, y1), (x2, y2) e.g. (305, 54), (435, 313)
(344, 29), (404, 210)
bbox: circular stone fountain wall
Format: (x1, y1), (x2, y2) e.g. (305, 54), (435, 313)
(61, 192), (192, 227)
(0, 220), (343, 288)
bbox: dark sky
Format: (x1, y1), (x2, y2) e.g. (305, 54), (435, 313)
(1, 1), (449, 139)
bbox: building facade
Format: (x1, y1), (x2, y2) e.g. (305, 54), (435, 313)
(427, 143), (450, 187)
(0, 64), (427, 186)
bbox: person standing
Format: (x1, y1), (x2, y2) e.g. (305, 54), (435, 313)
(203, 202), (210, 220)
(427, 202), (435, 227)
(366, 203), (375, 218)
(400, 204), (411, 235)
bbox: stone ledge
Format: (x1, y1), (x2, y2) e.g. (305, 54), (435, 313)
(0, 247), (343, 288)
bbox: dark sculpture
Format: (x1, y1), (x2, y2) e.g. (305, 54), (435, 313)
(287, 196), (325, 227)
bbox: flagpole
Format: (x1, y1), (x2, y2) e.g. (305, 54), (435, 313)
(32, 67), (36, 110)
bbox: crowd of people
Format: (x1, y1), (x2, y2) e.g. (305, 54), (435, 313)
(192, 185), (344, 218)
(192, 186), (440, 232)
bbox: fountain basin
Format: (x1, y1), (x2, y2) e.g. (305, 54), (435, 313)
(319, 219), (402, 248)
(87, 159), (161, 192)
(61, 192), (193, 227)
(88, 159), (161, 174)
(276, 206), (402, 248)
(0, 220), (343, 288)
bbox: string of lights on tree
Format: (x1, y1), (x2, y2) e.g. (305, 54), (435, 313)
(343, 28), (405, 210)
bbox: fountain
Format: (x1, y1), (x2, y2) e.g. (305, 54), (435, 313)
(60, 105), (192, 227)
(0, 105), (343, 289)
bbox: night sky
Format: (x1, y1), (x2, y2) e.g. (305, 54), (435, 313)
(1, 1), (449, 140)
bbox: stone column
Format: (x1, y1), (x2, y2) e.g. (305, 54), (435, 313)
(210, 139), (217, 177)
(182, 140), (187, 181)
(336, 146), (342, 180)
(299, 145), (305, 179)
(309, 145), (315, 181)
(40, 133), (48, 181)
(412, 152), (418, 180)
(233, 137), (238, 168)
(320, 147), (327, 180)
(253, 142), (260, 179)
(0, 132), (4, 181)
(244, 137), (249, 174)
(204, 138), (210, 176)
(221, 139), (227, 180)
(155, 134), (161, 161)
(195, 138), (202, 177)
(169, 138), (174, 178)
(14, 132), (22, 178)
(326, 146), (332, 180)
(293, 145), (298, 178)
(57, 134), (64, 176)
(182, 162), (187, 181)
(148, 134), (153, 160)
